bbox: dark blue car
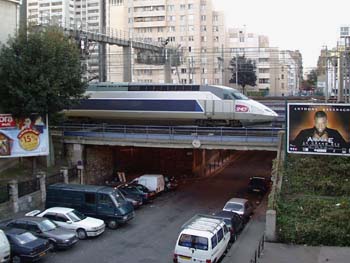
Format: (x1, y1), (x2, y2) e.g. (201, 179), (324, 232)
(3, 228), (51, 262)
(118, 184), (154, 203)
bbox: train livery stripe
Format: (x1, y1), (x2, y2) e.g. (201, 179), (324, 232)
(70, 99), (204, 112)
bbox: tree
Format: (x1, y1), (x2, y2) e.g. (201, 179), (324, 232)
(229, 55), (257, 94)
(0, 26), (87, 119)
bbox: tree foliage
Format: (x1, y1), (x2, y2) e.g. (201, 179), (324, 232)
(229, 55), (257, 94)
(0, 26), (87, 118)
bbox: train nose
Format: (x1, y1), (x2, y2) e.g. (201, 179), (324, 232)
(264, 107), (278, 117)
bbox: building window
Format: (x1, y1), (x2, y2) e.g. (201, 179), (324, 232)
(167, 5), (175, 11)
(188, 36), (194, 41)
(188, 4), (193, 9)
(259, 68), (269, 73)
(213, 15), (218, 21)
(180, 4), (186, 10)
(201, 15), (206, 21)
(259, 78), (270, 84)
(201, 26), (207, 32)
(201, 36), (207, 42)
(239, 36), (244, 42)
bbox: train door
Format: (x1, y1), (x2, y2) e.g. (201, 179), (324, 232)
(205, 94), (214, 117)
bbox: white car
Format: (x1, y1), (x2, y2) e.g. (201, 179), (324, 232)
(0, 229), (10, 263)
(26, 207), (105, 240)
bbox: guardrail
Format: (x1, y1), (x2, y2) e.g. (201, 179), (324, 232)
(249, 235), (265, 263)
(52, 123), (282, 146)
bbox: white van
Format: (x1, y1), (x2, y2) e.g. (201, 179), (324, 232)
(133, 174), (165, 194)
(173, 215), (230, 263)
(0, 229), (10, 263)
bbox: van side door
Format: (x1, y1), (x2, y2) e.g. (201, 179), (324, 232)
(83, 192), (97, 217)
(97, 193), (115, 219)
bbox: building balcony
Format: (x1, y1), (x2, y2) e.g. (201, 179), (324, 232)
(134, 20), (166, 28)
(134, 10), (166, 17)
(133, 0), (166, 8)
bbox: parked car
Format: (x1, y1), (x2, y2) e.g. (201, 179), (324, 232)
(247, 177), (271, 195)
(223, 198), (254, 222)
(1, 217), (78, 250)
(211, 210), (244, 242)
(46, 183), (135, 229)
(173, 214), (230, 263)
(0, 229), (10, 263)
(131, 174), (165, 194)
(129, 183), (156, 200)
(123, 194), (143, 208)
(26, 207), (105, 240)
(164, 176), (178, 191)
(118, 184), (152, 204)
(3, 228), (50, 262)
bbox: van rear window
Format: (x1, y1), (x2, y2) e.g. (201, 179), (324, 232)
(178, 234), (208, 251)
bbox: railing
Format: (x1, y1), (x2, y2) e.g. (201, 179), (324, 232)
(0, 184), (9, 203)
(18, 178), (40, 198)
(250, 235), (265, 263)
(55, 123), (282, 144)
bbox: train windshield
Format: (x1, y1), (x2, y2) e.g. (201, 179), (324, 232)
(231, 92), (249, 100)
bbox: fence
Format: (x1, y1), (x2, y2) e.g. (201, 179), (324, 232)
(18, 178), (40, 198)
(0, 184), (9, 203)
(250, 235), (265, 263)
(45, 172), (64, 186)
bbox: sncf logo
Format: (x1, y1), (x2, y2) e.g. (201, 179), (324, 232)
(235, 105), (249, 112)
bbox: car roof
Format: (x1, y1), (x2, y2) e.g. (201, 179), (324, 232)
(250, 177), (267, 180)
(2, 227), (27, 235)
(226, 198), (248, 204)
(44, 207), (74, 214)
(212, 210), (239, 218)
(16, 216), (47, 223)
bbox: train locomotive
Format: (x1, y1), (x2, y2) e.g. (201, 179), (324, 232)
(64, 83), (278, 127)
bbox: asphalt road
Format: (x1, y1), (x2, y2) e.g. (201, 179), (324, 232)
(44, 150), (275, 263)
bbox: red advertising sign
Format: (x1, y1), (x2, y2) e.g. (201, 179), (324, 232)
(0, 114), (16, 128)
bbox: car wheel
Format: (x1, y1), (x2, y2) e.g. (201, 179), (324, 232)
(12, 255), (21, 263)
(107, 219), (118, 229)
(77, 228), (87, 240)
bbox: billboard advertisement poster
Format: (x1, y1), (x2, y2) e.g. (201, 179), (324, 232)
(0, 114), (49, 158)
(287, 103), (350, 156)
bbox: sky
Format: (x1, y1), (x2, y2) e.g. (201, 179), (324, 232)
(213, 0), (350, 70)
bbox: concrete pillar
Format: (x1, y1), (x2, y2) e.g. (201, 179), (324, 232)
(164, 55), (172, 83)
(98, 43), (107, 82)
(9, 180), (19, 213)
(37, 172), (46, 203)
(60, 167), (69, 184)
(265, 209), (277, 242)
(201, 149), (206, 177)
(123, 46), (132, 82)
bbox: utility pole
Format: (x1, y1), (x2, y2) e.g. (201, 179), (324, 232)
(235, 52), (238, 89)
(325, 46), (328, 103)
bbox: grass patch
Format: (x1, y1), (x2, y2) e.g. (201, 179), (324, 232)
(277, 155), (350, 246)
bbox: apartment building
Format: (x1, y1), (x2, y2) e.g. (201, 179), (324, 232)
(225, 27), (280, 95)
(107, 0), (226, 84)
(279, 50), (301, 96)
(27, 0), (103, 80)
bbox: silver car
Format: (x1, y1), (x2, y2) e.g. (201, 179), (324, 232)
(223, 198), (253, 222)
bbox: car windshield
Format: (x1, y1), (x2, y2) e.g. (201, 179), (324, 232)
(112, 189), (126, 203)
(250, 178), (265, 185)
(39, 219), (57, 232)
(224, 203), (243, 211)
(231, 92), (249, 100)
(178, 234), (208, 251)
(134, 184), (149, 193)
(67, 210), (86, 222)
(14, 232), (37, 245)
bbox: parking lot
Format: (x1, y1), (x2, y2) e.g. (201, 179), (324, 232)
(41, 150), (274, 263)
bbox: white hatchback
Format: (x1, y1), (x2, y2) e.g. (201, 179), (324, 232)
(0, 229), (10, 263)
(26, 207), (105, 239)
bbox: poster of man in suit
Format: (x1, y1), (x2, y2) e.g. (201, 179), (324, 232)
(288, 103), (349, 156)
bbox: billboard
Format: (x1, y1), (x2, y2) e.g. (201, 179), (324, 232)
(287, 103), (350, 156)
(0, 114), (49, 158)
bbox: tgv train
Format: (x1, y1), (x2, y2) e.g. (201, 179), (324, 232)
(64, 83), (278, 126)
